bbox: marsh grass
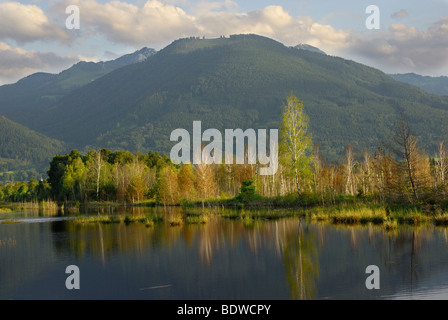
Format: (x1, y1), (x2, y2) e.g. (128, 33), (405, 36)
(384, 218), (398, 231)
(312, 206), (388, 225)
(73, 216), (117, 224)
(306, 204), (435, 227)
(69, 204), (446, 229)
(1, 219), (24, 224)
(184, 214), (209, 225)
(218, 210), (241, 219)
(393, 208), (430, 225)
(73, 213), (164, 226)
(434, 214), (448, 226)
(219, 208), (304, 221)
(144, 219), (155, 228)
(4, 201), (60, 212)
(242, 215), (255, 228)
(168, 214), (183, 226)
(0, 207), (13, 213)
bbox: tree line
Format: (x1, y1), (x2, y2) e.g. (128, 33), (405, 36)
(1, 94), (447, 207)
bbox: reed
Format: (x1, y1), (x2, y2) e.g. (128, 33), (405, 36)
(384, 218), (398, 231)
(434, 214), (448, 226)
(328, 206), (387, 225)
(144, 219), (155, 228)
(168, 214), (183, 226)
(184, 214), (209, 225)
(242, 215), (255, 228)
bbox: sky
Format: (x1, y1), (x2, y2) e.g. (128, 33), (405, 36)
(1, 0), (448, 85)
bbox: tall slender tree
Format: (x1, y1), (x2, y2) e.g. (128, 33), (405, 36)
(280, 93), (314, 196)
(388, 114), (423, 202)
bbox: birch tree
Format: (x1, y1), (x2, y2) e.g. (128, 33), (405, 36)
(437, 141), (447, 198)
(344, 144), (355, 196)
(280, 93), (314, 196)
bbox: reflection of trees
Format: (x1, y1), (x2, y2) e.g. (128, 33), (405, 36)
(45, 206), (448, 299)
(53, 206), (323, 300)
(59, 207), (182, 262)
(283, 221), (319, 300)
(372, 225), (431, 292)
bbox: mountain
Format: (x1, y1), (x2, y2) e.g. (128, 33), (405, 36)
(0, 47), (156, 128)
(24, 34), (447, 162)
(2, 34), (448, 170)
(0, 47), (156, 182)
(104, 47), (157, 69)
(293, 44), (326, 55)
(0, 115), (66, 182)
(390, 73), (448, 96)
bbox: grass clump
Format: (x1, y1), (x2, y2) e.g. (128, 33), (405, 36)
(73, 216), (117, 224)
(434, 213), (448, 226)
(73, 213), (164, 226)
(219, 210), (240, 219)
(184, 214), (209, 225)
(241, 215), (255, 228)
(144, 218), (155, 228)
(0, 207), (14, 213)
(327, 206), (387, 225)
(168, 214), (183, 226)
(393, 209), (429, 225)
(384, 218), (398, 231)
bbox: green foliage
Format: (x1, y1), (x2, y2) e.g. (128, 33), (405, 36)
(0, 179), (51, 202)
(280, 93), (314, 195)
(235, 179), (263, 204)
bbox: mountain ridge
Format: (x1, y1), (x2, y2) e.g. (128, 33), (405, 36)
(0, 46), (157, 128)
(31, 34), (448, 161)
(0, 115), (66, 182)
(390, 73), (448, 96)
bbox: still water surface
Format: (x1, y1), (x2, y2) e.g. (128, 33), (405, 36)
(1, 206), (448, 300)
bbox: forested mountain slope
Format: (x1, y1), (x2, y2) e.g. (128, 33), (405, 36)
(0, 47), (156, 128)
(0, 115), (66, 181)
(390, 73), (448, 96)
(33, 34), (448, 161)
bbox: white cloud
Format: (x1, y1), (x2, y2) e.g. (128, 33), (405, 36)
(50, 0), (350, 50)
(1, 0), (447, 82)
(391, 9), (409, 19)
(0, 1), (69, 43)
(342, 18), (448, 74)
(51, 0), (198, 47)
(0, 42), (79, 85)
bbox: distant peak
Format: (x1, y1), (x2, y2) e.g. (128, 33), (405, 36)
(293, 43), (326, 55)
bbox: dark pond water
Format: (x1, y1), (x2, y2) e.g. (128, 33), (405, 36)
(1, 206), (448, 300)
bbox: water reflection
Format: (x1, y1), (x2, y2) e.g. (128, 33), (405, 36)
(1, 206), (448, 299)
(284, 222), (319, 299)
